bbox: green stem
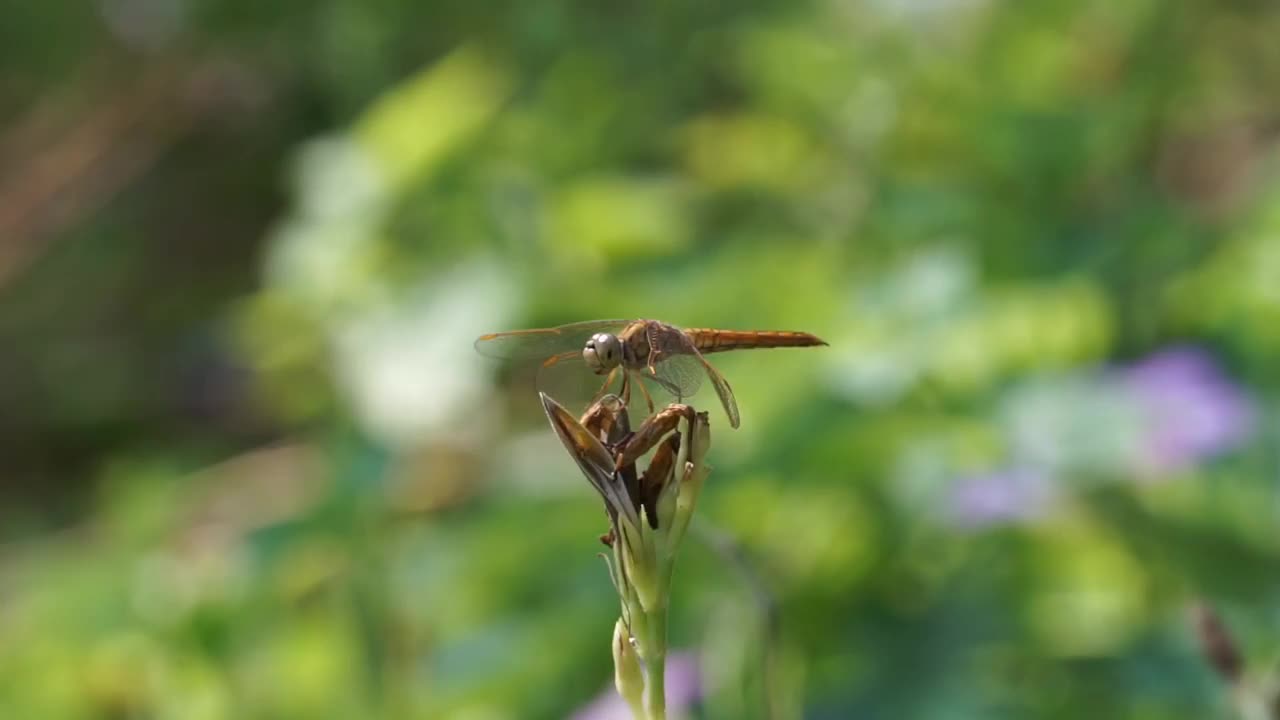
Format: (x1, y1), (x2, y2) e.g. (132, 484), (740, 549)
(643, 604), (668, 720)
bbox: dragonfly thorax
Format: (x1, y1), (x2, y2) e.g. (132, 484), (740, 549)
(583, 332), (624, 374)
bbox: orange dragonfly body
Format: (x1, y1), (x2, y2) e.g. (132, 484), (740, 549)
(475, 319), (826, 428)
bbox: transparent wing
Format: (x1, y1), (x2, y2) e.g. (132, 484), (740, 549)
(700, 357), (740, 429)
(647, 342), (740, 429)
(536, 353), (622, 417)
(649, 353), (705, 399)
(473, 319), (631, 360)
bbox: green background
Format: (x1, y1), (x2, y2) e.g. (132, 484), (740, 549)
(2, 0), (1279, 717)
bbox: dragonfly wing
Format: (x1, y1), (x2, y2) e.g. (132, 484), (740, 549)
(701, 358), (740, 429)
(538, 351), (616, 408)
(474, 319), (631, 360)
(650, 354), (705, 398)
(650, 348), (740, 429)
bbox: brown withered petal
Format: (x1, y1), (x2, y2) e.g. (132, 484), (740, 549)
(540, 393), (641, 530)
(542, 394), (616, 473)
(540, 389), (645, 530)
(579, 394), (632, 445)
(614, 404), (696, 469)
(638, 434), (680, 528)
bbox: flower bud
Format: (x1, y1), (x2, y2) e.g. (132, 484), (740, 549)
(669, 412), (712, 550)
(613, 618), (645, 713)
(623, 517), (660, 611)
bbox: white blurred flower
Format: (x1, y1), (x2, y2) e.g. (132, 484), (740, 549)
(999, 373), (1145, 477)
(331, 262), (514, 449)
(264, 136), (388, 309)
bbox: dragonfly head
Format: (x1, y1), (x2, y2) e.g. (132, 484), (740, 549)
(583, 333), (623, 374)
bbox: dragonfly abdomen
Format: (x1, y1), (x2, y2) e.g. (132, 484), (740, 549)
(686, 329), (828, 353)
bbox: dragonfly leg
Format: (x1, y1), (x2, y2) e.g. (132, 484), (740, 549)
(634, 373), (657, 415)
(619, 371), (632, 408)
(646, 348), (662, 377)
(593, 367), (620, 403)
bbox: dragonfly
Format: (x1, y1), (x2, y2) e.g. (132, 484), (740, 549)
(475, 319), (827, 429)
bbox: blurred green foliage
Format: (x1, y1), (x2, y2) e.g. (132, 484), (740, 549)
(3, 0), (1280, 718)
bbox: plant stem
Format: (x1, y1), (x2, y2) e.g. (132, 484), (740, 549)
(643, 604), (668, 720)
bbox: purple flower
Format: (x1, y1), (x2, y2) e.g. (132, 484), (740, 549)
(946, 345), (1257, 528)
(571, 652), (701, 720)
(1120, 346), (1256, 475)
(948, 467), (1052, 527)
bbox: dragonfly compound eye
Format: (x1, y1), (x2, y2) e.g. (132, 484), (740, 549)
(583, 333), (621, 373)
(583, 338), (602, 372)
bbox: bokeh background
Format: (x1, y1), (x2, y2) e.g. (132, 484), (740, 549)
(3, 0), (1280, 718)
